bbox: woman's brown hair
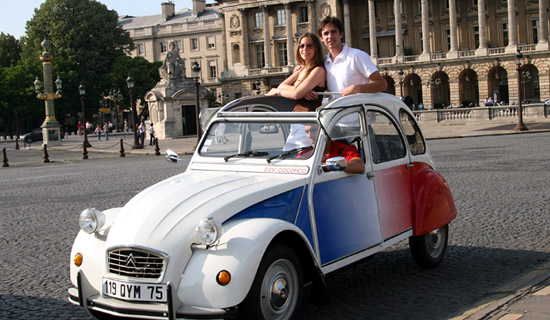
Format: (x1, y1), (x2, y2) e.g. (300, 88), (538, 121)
(295, 32), (324, 80)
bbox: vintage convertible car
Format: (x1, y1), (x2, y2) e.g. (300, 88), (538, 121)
(68, 92), (457, 319)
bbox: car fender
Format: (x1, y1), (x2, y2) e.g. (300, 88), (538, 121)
(411, 164), (457, 235)
(177, 218), (315, 309)
(69, 208), (121, 298)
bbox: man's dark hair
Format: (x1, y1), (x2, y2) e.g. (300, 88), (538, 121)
(318, 16), (345, 35)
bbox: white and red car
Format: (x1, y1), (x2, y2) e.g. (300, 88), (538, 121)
(69, 92), (457, 320)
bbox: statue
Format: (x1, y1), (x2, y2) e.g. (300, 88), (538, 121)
(160, 41), (185, 80)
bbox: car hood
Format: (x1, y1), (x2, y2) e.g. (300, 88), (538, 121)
(106, 171), (306, 251)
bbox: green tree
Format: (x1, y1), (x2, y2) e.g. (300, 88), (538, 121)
(0, 33), (22, 67)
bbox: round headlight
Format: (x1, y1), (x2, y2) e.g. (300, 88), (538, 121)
(79, 208), (105, 234)
(196, 218), (222, 245)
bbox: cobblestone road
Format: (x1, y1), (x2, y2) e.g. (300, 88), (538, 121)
(1, 132), (550, 319)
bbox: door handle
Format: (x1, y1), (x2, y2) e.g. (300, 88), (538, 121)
(367, 172), (375, 179)
(407, 163), (414, 169)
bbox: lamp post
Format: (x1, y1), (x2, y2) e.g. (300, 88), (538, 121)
(514, 50), (528, 131)
(191, 61), (202, 144)
(79, 84), (92, 149)
(34, 38), (62, 146)
(126, 75), (143, 148)
(398, 69), (404, 97)
(255, 80), (261, 95)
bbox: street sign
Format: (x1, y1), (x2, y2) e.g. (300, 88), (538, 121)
(99, 108), (110, 112)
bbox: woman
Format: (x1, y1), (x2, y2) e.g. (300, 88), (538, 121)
(266, 32), (326, 111)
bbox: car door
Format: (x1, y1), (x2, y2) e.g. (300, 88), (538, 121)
(365, 107), (413, 240)
(311, 107), (382, 266)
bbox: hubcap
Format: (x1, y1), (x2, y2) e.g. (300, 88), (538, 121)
(270, 275), (289, 310)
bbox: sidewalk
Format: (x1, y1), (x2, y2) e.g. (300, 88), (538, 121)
(8, 120), (550, 319)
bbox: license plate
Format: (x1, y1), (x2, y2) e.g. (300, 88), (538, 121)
(102, 278), (167, 302)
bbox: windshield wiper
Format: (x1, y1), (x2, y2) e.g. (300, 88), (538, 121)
(224, 150), (269, 162)
(267, 146), (313, 163)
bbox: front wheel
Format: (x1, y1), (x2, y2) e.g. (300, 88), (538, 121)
(409, 225), (449, 269)
(239, 244), (303, 320)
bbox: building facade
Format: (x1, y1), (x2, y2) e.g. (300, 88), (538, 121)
(122, 0), (550, 110)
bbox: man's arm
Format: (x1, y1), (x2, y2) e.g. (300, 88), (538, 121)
(340, 71), (388, 96)
(344, 157), (365, 174)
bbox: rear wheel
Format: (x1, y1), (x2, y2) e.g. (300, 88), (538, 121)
(409, 225), (449, 269)
(239, 244), (303, 320)
(25, 136), (33, 144)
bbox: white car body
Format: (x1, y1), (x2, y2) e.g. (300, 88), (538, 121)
(69, 93), (457, 319)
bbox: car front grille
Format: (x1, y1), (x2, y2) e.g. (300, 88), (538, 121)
(108, 248), (165, 279)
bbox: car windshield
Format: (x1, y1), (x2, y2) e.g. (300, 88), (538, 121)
(199, 121), (320, 161)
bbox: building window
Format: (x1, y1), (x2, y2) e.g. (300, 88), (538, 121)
(256, 44), (265, 68)
(444, 0), (449, 9)
(232, 44), (240, 64)
(277, 42), (287, 66)
(137, 43), (145, 55)
(502, 21), (508, 46)
(191, 38), (199, 51)
(208, 36), (215, 49)
(299, 6), (308, 23)
(255, 12), (263, 29)
(532, 19), (539, 43)
(473, 25), (479, 49)
(473, 0), (478, 6)
(276, 9), (286, 26)
(419, 30), (423, 51)
(445, 28), (451, 51)
(208, 61), (217, 78)
(175, 40), (182, 52)
(160, 42), (168, 53)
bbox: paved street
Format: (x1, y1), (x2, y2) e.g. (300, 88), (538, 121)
(1, 132), (550, 319)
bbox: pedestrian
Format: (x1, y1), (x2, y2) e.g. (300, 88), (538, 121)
(103, 122), (109, 141)
(149, 123), (155, 146)
(123, 119), (128, 133)
(94, 124), (102, 141)
(139, 122), (146, 147)
(78, 122), (83, 136)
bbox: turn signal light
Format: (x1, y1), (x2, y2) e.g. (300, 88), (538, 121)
(74, 253), (83, 267)
(216, 270), (231, 286)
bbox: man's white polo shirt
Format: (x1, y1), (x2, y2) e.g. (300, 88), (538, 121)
(324, 44), (378, 93)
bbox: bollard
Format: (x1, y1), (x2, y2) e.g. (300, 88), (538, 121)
(2, 148), (8, 167)
(82, 141), (89, 160)
(43, 144), (50, 163)
(119, 139), (125, 157)
(154, 138), (160, 156)
(15, 137), (20, 150)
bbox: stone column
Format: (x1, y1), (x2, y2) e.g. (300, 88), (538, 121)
(447, 0), (459, 58)
(343, 0), (352, 47)
(394, 0), (403, 62)
(368, 0), (378, 59)
(536, 0), (549, 50)
(505, 0), (518, 53)
(285, 3), (295, 66)
(262, 5), (272, 68)
(240, 9), (250, 68)
(419, 0), (431, 61)
(307, 0), (315, 33)
(475, 0), (488, 56)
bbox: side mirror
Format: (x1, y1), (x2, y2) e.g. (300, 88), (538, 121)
(259, 124), (279, 134)
(322, 156), (347, 171)
(165, 149), (183, 163)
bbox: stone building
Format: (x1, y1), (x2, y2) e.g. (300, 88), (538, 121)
(121, 0), (550, 115)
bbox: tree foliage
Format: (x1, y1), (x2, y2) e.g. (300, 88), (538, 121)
(0, 0), (169, 135)
(0, 33), (22, 67)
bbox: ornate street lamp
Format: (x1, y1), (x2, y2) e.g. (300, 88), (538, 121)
(191, 61), (202, 144)
(78, 83), (92, 150)
(126, 74), (142, 149)
(34, 38), (62, 145)
(514, 50), (528, 131)
(398, 69), (405, 97)
(255, 80), (261, 95)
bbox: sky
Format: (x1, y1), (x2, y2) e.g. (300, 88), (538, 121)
(0, 0), (196, 39)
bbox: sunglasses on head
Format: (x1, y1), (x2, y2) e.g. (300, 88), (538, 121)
(299, 43), (314, 49)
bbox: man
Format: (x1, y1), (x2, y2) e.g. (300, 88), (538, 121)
(319, 16), (387, 96)
(303, 124), (365, 174)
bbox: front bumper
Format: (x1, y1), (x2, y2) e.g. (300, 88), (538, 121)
(68, 286), (233, 320)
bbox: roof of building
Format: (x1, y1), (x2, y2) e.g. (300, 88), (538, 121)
(118, 8), (221, 30)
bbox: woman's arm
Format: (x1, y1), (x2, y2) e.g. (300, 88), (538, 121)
(279, 66), (326, 100)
